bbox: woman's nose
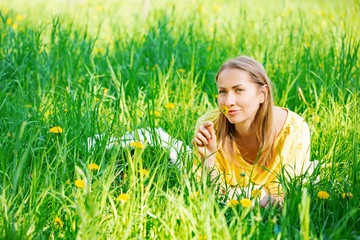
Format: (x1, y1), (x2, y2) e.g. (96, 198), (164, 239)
(225, 92), (236, 106)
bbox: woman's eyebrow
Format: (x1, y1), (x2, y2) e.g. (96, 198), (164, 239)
(218, 84), (245, 89)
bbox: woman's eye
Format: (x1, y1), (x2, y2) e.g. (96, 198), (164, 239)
(219, 90), (226, 94)
(236, 89), (243, 93)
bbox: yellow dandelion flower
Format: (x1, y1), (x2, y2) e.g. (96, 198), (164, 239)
(95, 97), (100, 102)
(221, 106), (229, 115)
(116, 193), (129, 202)
(123, 173), (127, 179)
(215, 94), (218, 98)
(54, 217), (63, 227)
(317, 191), (330, 200)
(226, 199), (239, 207)
(341, 193), (353, 199)
(26, 105), (32, 108)
(154, 64), (158, 68)
(6, 18), (12, 25)
(66, 179), (70, 184)
(353, 74), (356, 78)
(184, 74), (187, 77)
(306, 42), (311, 47)
(88, 163), (100, 171)
(138, 169), (149, 177)
(165, 103), (175, 109)
(251, 189), (262, 198)
(8, 93), (12, 96)
(130, 142), (144, 148)
(314, 116), (320, 122)
(49, 126), (63, 134)
(211, 106), (229, 122)
(16, 15), (23, 21)
(189, 191), (199, 200)
(199, 235), (207, 240)
(212, 5), (219, 11)
(150, 110), (161, 117)
(45, 110), (54, 116)
(240, 198), (252, 208)
(178, 68), (185, 73)
(64, 109), (68, 113)
(104, 88), (108, 94)
(74, 179), (85, 188)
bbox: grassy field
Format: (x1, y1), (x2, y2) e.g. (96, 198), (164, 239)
(1, 0), (359, 239)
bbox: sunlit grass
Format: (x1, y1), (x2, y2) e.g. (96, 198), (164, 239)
(0, 0), (359, 239)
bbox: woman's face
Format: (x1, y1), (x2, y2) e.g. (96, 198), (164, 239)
(217, 68), (266, 127)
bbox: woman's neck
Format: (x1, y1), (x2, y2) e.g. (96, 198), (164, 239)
(234, 121), (256, 140)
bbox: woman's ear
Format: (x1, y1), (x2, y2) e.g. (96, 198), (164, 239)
(259, 84), (268, 103)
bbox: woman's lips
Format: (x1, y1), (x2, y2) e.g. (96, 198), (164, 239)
(228, 109), (241, 115)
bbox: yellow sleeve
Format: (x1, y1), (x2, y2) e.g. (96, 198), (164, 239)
(266, 115), (311, 197)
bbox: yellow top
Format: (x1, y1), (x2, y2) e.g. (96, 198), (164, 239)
(193, 108), (311, 197)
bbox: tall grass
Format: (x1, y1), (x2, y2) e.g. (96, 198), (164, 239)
(0, 0), (359, 239)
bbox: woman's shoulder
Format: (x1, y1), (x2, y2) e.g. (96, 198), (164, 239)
(276, 107), (310, 140)
(286, 108), (309, 128)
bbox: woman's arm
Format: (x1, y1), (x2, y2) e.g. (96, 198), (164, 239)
(192, 121), (220, 184)
(264, 115), (311, 208)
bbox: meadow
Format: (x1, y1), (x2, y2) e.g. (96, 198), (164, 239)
(0, 0), (359, 239)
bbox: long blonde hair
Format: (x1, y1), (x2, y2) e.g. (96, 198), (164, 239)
(214, 56), (276, 169)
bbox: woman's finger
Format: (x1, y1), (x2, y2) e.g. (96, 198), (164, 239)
(264, 196), (279, 209)
(271, 198), (279, 208)
(195, 138), (204, 146)
(203, 121), (215, 139)
(198, 126), (211, 139)
(260, 194), (270, 208)
(196, 132), (208, 145)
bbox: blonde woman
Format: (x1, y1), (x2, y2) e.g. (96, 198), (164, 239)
(192, 56), (311, 208)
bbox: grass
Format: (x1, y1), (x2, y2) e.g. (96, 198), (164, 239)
(0, 0), (359, 239)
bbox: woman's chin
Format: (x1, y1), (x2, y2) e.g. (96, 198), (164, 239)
(226, 116), (240, 124)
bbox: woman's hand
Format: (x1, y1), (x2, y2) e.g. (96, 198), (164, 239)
(191, 121), (218, 160)
(260, 194), (283, 210)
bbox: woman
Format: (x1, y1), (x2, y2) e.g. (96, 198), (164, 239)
(192, 56), (311, 208)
